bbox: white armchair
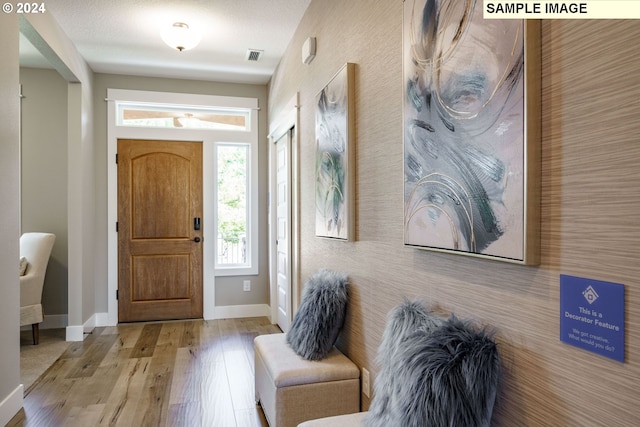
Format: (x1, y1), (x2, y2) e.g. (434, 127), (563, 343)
(20, 232), (56, 345)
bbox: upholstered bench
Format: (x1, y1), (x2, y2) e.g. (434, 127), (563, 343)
(254, 333), (360, 427)
(297, 412), (366, 426)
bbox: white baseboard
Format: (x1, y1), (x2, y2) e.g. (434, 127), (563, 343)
(214, 304), (270, 319)
(97, 309), (273, 325)
(0, 384), (23, 427)
(94, 312), (111, 327)
(67, 312), (108, 341)
(27, 313), (110, 341)
(83, 314), (97, 333)
(19, 313), (109, 334)
(63, 306), (266, 338)
(20, 313), (68, 331)
(66, 325), (84, 342)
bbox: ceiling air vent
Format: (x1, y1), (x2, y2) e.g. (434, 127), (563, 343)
(246, 49), (263, 62)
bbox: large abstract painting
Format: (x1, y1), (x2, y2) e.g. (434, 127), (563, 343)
(315, 63), (355, 240)
(403, 0), (540, 264)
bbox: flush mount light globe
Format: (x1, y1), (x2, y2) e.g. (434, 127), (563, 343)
(161, 22), (201, 51)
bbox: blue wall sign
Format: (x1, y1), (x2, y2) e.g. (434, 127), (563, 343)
(560, 275), (625, 362)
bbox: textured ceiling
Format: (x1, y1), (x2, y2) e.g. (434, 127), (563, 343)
(20, 0), (311, 84)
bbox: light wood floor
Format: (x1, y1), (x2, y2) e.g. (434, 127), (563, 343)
(8, 317), (282, 427)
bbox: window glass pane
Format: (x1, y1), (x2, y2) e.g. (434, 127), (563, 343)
(216, 144), (249, 266)
(117, 103), (249, 130)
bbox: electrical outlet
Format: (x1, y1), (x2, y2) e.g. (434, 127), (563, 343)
(243, 280), (251, 292)
(362, 367), (370, 398)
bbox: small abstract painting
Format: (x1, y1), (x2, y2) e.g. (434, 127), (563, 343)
(315, 63), (355, 240)
(403, 0), (539, 263)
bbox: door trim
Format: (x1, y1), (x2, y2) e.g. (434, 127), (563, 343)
(274, 131), (292, 331)
(268, 93), (301, 323)
(106, 89), (259, 325)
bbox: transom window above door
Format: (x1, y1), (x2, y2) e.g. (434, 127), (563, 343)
(116, 102), (251, 131)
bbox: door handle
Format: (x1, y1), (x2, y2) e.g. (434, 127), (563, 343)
(194, 217), (201, 230)
(192, 237), (202, 243)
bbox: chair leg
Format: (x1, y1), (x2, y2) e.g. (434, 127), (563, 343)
(31, 323), (40, 345)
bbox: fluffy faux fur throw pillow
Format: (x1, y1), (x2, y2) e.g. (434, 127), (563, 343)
(367, 299), (443, 427)
(385, 316), (501, 427)
(286, 269), (349, 360)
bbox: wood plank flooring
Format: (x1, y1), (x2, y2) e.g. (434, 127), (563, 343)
(8, 317), (282, 427)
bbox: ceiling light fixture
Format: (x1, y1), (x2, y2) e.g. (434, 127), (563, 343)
(161, 22), (201, 52)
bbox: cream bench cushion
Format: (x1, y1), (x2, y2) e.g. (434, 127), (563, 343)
(255, 333), (360, 427)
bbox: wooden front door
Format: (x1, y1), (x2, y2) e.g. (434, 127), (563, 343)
(117, 139), (203, 322)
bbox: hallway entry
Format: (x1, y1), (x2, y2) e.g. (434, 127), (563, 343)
(117, 139), (203, 322)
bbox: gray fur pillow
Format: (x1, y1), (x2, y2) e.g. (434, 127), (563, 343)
(367, 299), (443, 427)
(286, 269), (349, 360)
(386, 316), (501, 427)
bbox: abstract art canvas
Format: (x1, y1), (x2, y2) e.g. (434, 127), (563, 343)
(403, 0), (540, 264)
(315, 63), (355, 240)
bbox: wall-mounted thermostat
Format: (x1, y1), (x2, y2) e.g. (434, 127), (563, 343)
(302, 37), (316, 64)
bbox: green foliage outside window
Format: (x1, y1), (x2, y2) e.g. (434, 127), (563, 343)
(217, 145), (248, 245)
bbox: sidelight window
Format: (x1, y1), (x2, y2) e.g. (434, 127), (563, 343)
(215, 143), (251, 268)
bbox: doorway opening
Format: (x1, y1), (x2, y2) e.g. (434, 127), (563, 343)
(107, 89), (259, 324)
(268, 93), (301, 331)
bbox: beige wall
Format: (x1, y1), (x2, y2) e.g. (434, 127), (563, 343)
(269, 1), (640, 424)
(92, 73), (271, 312)
(20, 67), (68, 317)
(0, 12), (22, 424)
(21, 13), (96, 334)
